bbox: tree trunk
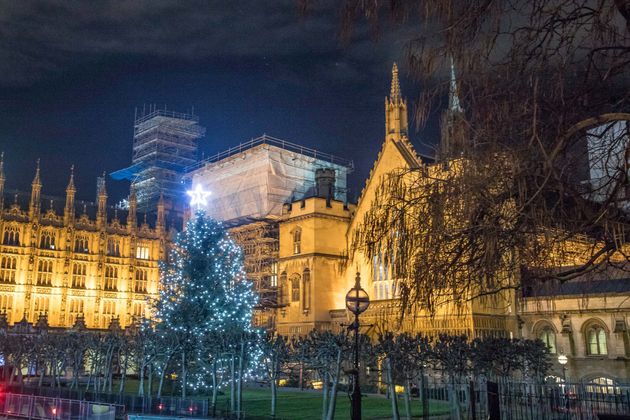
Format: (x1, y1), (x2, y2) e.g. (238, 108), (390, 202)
(138, 363), (145, 396)
(119, 352), (128, 395)
(237, 340), (245, 419)
(404, 378), (412, 420)
(38, 365), (44, 387)
(230, 353), (236, 413)
(448, 377), (461, 420)
(299, 362), (303, 391)
(386, 357), (400, 420)
(180, 350), (187, 399)
(157, 353), (172, 398)
(147, 364), (153, 397)
(421, 373), (429, 419)
(325, 349), (342, 420)
(211, 359), (218, 416)
(320, 372), (329, 420)
(270, 356), (277, 418)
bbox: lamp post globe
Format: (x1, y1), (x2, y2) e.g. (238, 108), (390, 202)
(558, 354), (568, 383)
(346, 273), (370, 315)
(346, 272), (370, 420)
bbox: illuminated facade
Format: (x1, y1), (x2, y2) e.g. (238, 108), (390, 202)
(0, 161), (165, 329)
(271, 64), (630, 380)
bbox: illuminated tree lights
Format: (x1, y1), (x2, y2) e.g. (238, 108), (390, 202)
(151, 211), (260, 398)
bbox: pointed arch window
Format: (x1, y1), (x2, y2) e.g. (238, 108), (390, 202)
(538, 327), (557, 354)
(3, 226), (20, 246)
(33, 296), (50, 317)
(0, 256), (17, 283)
(293, 228), (302, 254)
(302, 268), (311, 311)
(587, 324), (608, 355)
(72, 263), (86, 288)
(290, 273), (301, 302)
(39, 231), (55, 249)
(107, 238), (121, 256)
(134, 269), (148, 293)
(74, 235), (89, 253)
(279, 271), (287, 304)
(104, 265), (118, 291)
(36, 260), (53, 286)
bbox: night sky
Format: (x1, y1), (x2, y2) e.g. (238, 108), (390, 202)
(0, 1), (437, 204)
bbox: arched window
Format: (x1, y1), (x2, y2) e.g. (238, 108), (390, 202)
(107, 238), (121, 256)
(302, 268), (311, 311)
(134, 269), (148, 293)
(136, 243), (150, 260)
(74, 236), (89, 253)
(279, 271), (287, 304)
(33, 296), (50, 317)
(72, 263), (86, 288)
(0, 256), (17, 283)
(3, 226), (20, 246)
(36, 260), (53, 286)
(587, 324), (608, 355)
(0, 294), (13, 314)
(39, 231), (55, 249)
(538, 326), (557, 354)
(290, 274), (300, 302)
(104, 265), (118, 291)
(293, 228), (301, 254)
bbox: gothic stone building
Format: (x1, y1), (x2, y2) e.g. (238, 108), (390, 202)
(0, 162), (165, 329)
(272, 64), (630, 382)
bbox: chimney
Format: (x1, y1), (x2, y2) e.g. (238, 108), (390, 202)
(315, 168), (336, 205)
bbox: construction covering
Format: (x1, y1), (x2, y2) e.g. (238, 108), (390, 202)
(186, 135), (351, 224)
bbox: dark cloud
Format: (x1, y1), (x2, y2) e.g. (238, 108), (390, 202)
(0, 1), (431, 204)
(0, 0), (407, 87)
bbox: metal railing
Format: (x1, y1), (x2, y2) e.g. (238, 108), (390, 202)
(185, 134), (354, 173)
(0, 393), (123, 420)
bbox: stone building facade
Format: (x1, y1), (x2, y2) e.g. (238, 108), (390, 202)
(0, 161), (165, 329)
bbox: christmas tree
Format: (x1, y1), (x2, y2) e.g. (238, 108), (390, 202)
(152, 211), (257, 397)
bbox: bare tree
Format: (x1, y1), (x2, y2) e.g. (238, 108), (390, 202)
(308, 0), (630, 313)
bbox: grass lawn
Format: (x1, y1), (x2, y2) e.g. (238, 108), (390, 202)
(112, 379), (450, 419)
(212, 388), (450, 420)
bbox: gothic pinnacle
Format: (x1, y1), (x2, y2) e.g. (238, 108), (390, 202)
(32, 158), (41, 186)
(66, 165), (75, 191)
(390, 62), (402, 103)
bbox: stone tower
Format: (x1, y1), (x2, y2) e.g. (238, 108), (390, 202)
(385, 63), (409, 142)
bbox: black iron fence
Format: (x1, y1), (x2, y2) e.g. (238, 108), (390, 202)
(419, 378), (630, 420)
(0, 393), (124, 420)
(1, 384), (218, 418)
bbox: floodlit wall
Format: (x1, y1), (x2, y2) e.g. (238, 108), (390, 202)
(188, 144), (349, 223)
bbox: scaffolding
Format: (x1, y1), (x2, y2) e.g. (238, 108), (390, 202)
(229, 220), (282, 329)
(112, 107), (206, 212)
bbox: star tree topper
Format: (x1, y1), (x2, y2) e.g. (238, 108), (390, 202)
(187, 184), (211, 211)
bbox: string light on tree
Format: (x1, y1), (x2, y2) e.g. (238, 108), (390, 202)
(151, 210), (259, 396)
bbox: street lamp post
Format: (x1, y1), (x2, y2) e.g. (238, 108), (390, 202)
(558, 354), (569, 417)
(345, 272), (370, 420)
(558, 354), (568, 383)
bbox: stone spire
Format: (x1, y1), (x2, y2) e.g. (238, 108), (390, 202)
(64, 165), (76, 226)
(448, 56), (463, 113)
(390, 62), (402, 104)
(385, 62), (408, 141)
(440, 56), (467, 161)
(127, 186), (137, 232)
(96, 172), (108, 228)
(0, 152), (5, 215)
(29, 159), (42, 220)
(156, 192), (165, 233)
